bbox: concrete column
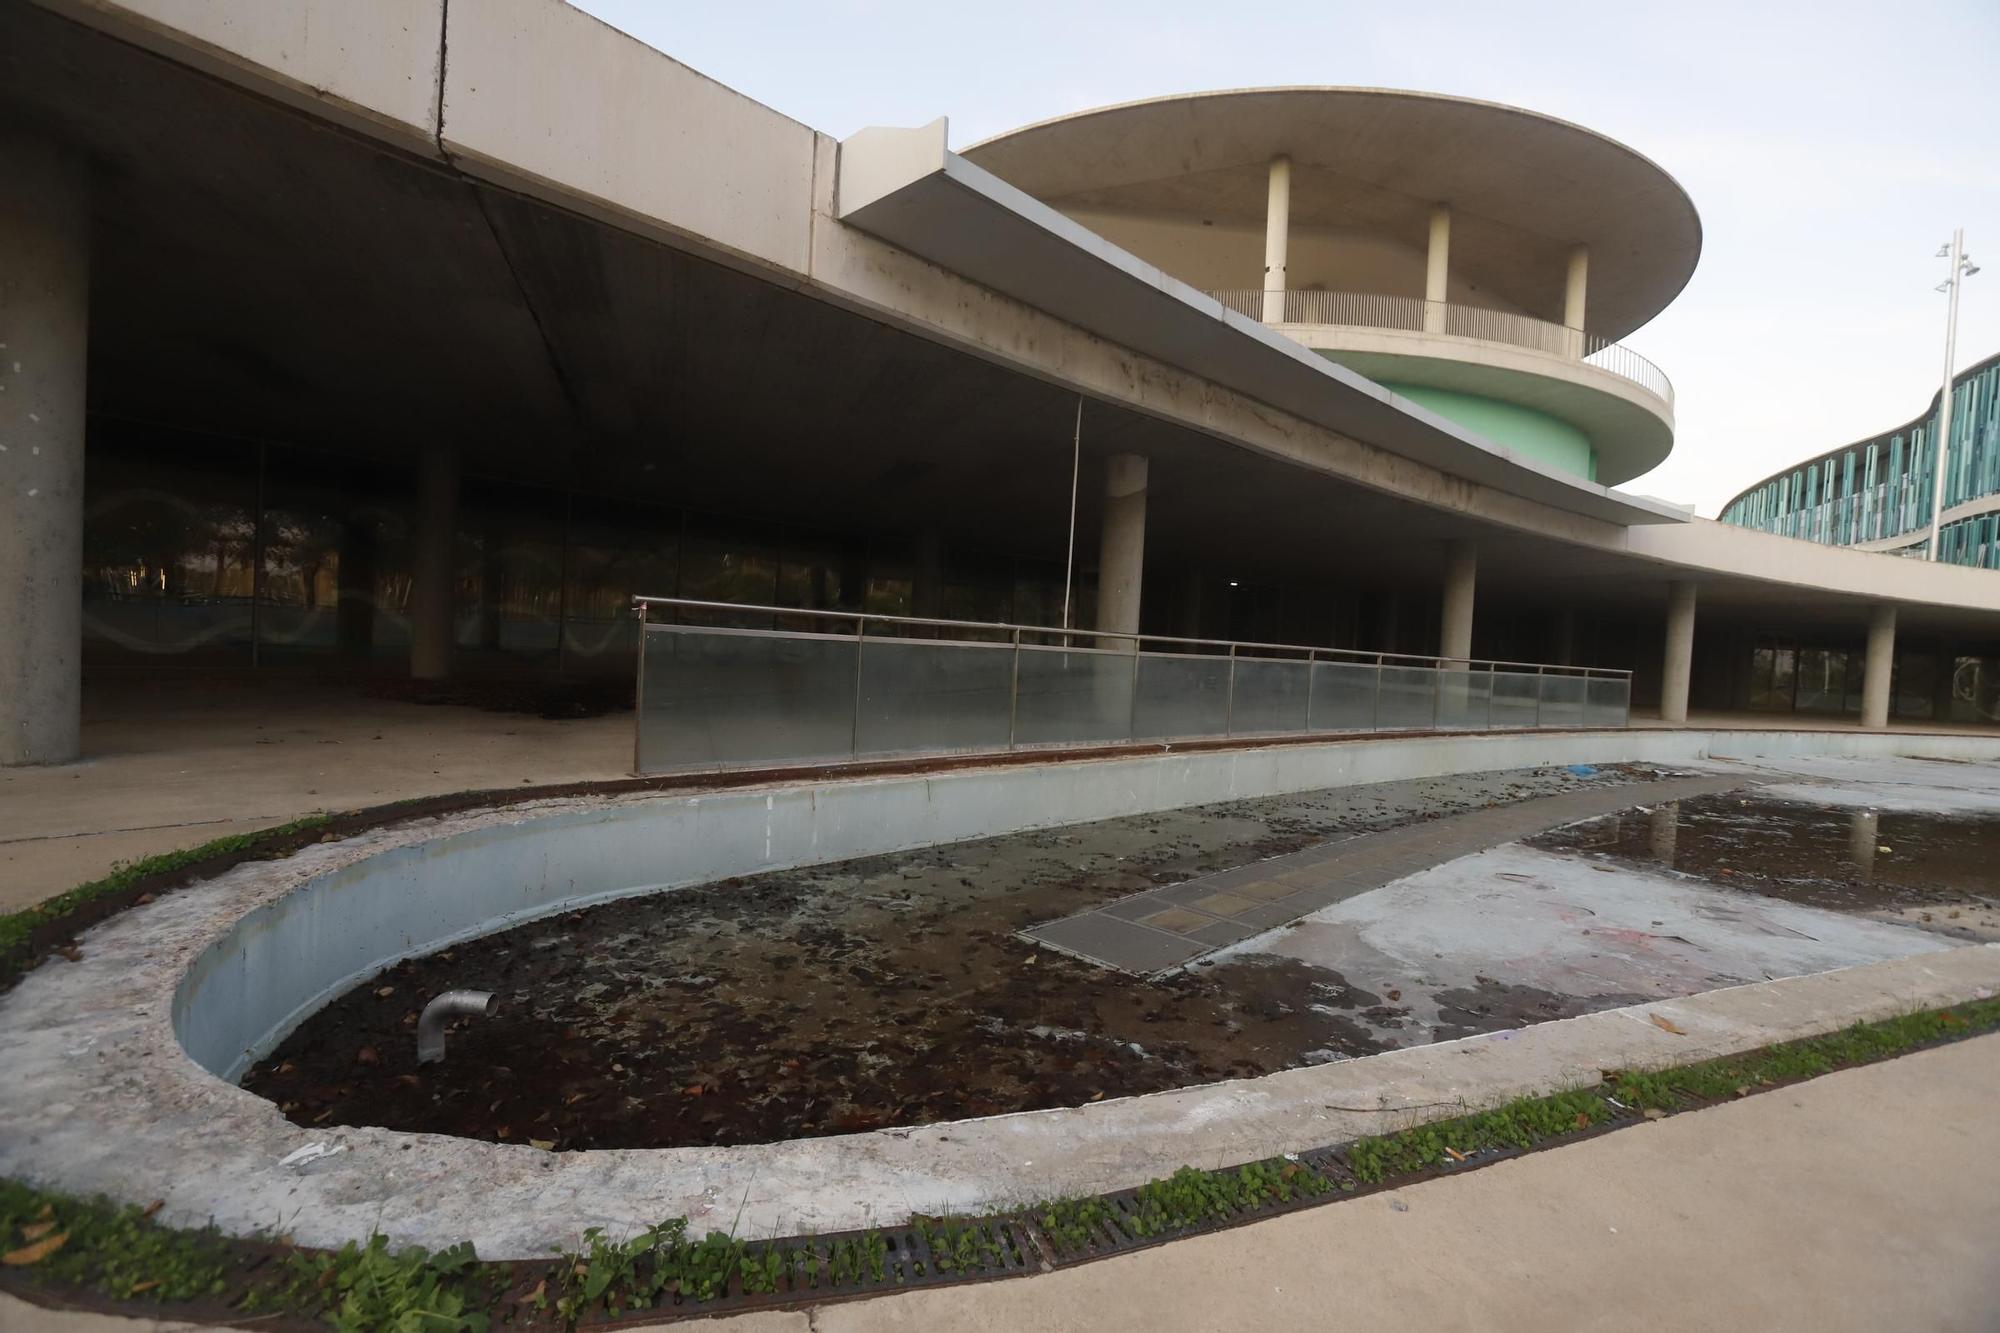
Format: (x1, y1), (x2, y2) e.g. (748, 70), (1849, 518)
(1661, 580), (1697, 724)
(1261, 155), (1291, 324)
(1095, 454), (1148, 643)
(1861, 603), (1897, 729)
(1439, 540), (1476, 663)
(1423, 205), (1451, 333)
(1564, 245), (1589, 358)
(0, 131), (90, 766)
(409, 443), (458, 680)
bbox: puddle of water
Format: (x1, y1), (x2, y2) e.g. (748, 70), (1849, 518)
(1527, 792), (2000, 923)
(243, 766), (1656, 1149)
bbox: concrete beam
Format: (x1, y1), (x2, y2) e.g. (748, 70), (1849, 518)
(0, 130), (89, 766)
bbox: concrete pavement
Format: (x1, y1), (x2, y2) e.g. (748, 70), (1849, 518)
(0, 678), (628, 912)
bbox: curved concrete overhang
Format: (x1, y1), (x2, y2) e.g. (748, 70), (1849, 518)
(1282, 324), (1675, 484)
(837, 120), (1689, 527)
(962, 87), (1702, 341)
(1626, 517), (2000, 626)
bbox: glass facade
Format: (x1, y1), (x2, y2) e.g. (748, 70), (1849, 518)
(1719, 352), (2000, 565)
(80, 426), (1078, 676)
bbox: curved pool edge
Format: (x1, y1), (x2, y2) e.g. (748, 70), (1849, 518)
(4, 728), (2000, 1258)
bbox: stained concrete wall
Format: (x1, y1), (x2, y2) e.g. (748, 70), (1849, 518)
(176, 725), (2000, 1085)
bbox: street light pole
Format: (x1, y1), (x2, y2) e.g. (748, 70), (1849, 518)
(1927, 228), (1980, 561)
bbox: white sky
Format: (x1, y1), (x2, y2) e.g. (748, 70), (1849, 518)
(571, 0), (1999, 516)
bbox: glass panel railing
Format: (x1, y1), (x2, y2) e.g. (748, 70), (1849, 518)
(638, 623), (858, 772)
(1231, 658), (1312, 735)
(1014, 643), (1133, 747)
(1539, 673), (1587, 728)
(1133, 652), (1231, 740)
(631, 600), (1634, 773)
(855, 636), (1014, 757)
(1490, 670), (1543, 728)
(1308, 660), (1379, 731)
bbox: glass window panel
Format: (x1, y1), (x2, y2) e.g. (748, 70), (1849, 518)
(82, 429), (258, 666)
(1490, 670), (1542, 728)
(566, 494), (678, 672)
(1538, 673), (1587, 727)
(455, 480), (564, 666)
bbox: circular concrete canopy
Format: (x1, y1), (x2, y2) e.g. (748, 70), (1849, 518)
(965, 88), (1702, 342)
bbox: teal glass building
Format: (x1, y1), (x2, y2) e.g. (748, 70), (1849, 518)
(1720, 351), (2000, 564)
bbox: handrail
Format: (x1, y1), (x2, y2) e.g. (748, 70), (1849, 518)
(1203, 288), (1674, 406)
(629, 595), (1629, 679)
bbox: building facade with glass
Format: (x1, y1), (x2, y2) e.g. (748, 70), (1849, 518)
(1719, 352), (2000, 565)
(6, 0), (2000, 766)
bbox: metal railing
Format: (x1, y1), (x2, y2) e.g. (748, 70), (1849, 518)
(1205, 288), (1674, 406)
(630, 596), (1633, 775)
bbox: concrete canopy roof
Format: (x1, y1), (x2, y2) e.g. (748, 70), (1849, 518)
(964, 88), (1702, 341)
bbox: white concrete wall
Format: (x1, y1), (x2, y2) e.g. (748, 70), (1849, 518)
(176, 724), (2000, 1085)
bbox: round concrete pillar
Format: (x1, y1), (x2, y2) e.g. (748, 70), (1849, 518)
(1095, 454), (1148, 642)
(1661, 580), (1697, 724)
(0, 130), (90, 767)
(409, 444), (458, 680)
(1439, 540), (1476, 663)
(1423, 205), (1451, 332)
(1261, 156), (1291, 323)
(1861, 603), (1897, 729)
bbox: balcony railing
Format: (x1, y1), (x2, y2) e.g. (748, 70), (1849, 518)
(630, 596), (1633, 774)
(1205, 288), (1673, 406)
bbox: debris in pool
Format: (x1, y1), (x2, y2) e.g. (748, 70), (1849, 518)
(277, 1142), (345, 1169)
(1565, 765), (1598, 777)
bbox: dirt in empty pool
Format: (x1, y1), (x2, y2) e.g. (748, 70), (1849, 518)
(243, 765), (1660, 1149)
(1528, 792), (2000, 940)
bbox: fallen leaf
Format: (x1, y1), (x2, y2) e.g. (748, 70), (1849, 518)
(375, 986), (395, 999)
(529, 1138), (556, 1151)
(1642, 1108), (1667, 1121)
(1386, 989), (1402, 1001)
(32, 1204), (51, 1221)
(54, 946), (82, 963)
(129, 1279), (160, 1295)
(19, 1221), (56, 1242)
(1648, 1014), (1688, 1036)
(141, 1200), (164, 1219)
(1089, 1090), (1104, 1101)
(355, 1046), (380, 1067)
(495, 1126), (511, 1139)
(1734, 1085), (1752, 1098)
(3, 1233), (68, 1266)
(1574, 1111), (1591, 1128)
(135, 893), (156, 905)
(683, 1084), (705, 1097)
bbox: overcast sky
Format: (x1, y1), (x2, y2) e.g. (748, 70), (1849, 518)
(572, 0), (1998, 516)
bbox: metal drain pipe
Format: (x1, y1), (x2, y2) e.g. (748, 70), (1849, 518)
(416, 990), (496, 1064)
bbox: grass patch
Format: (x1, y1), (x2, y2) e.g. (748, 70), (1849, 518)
(0, 813), (332, 990)
(1608, 996), (2000, 1111)
(3, 998), (1998, 1327)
